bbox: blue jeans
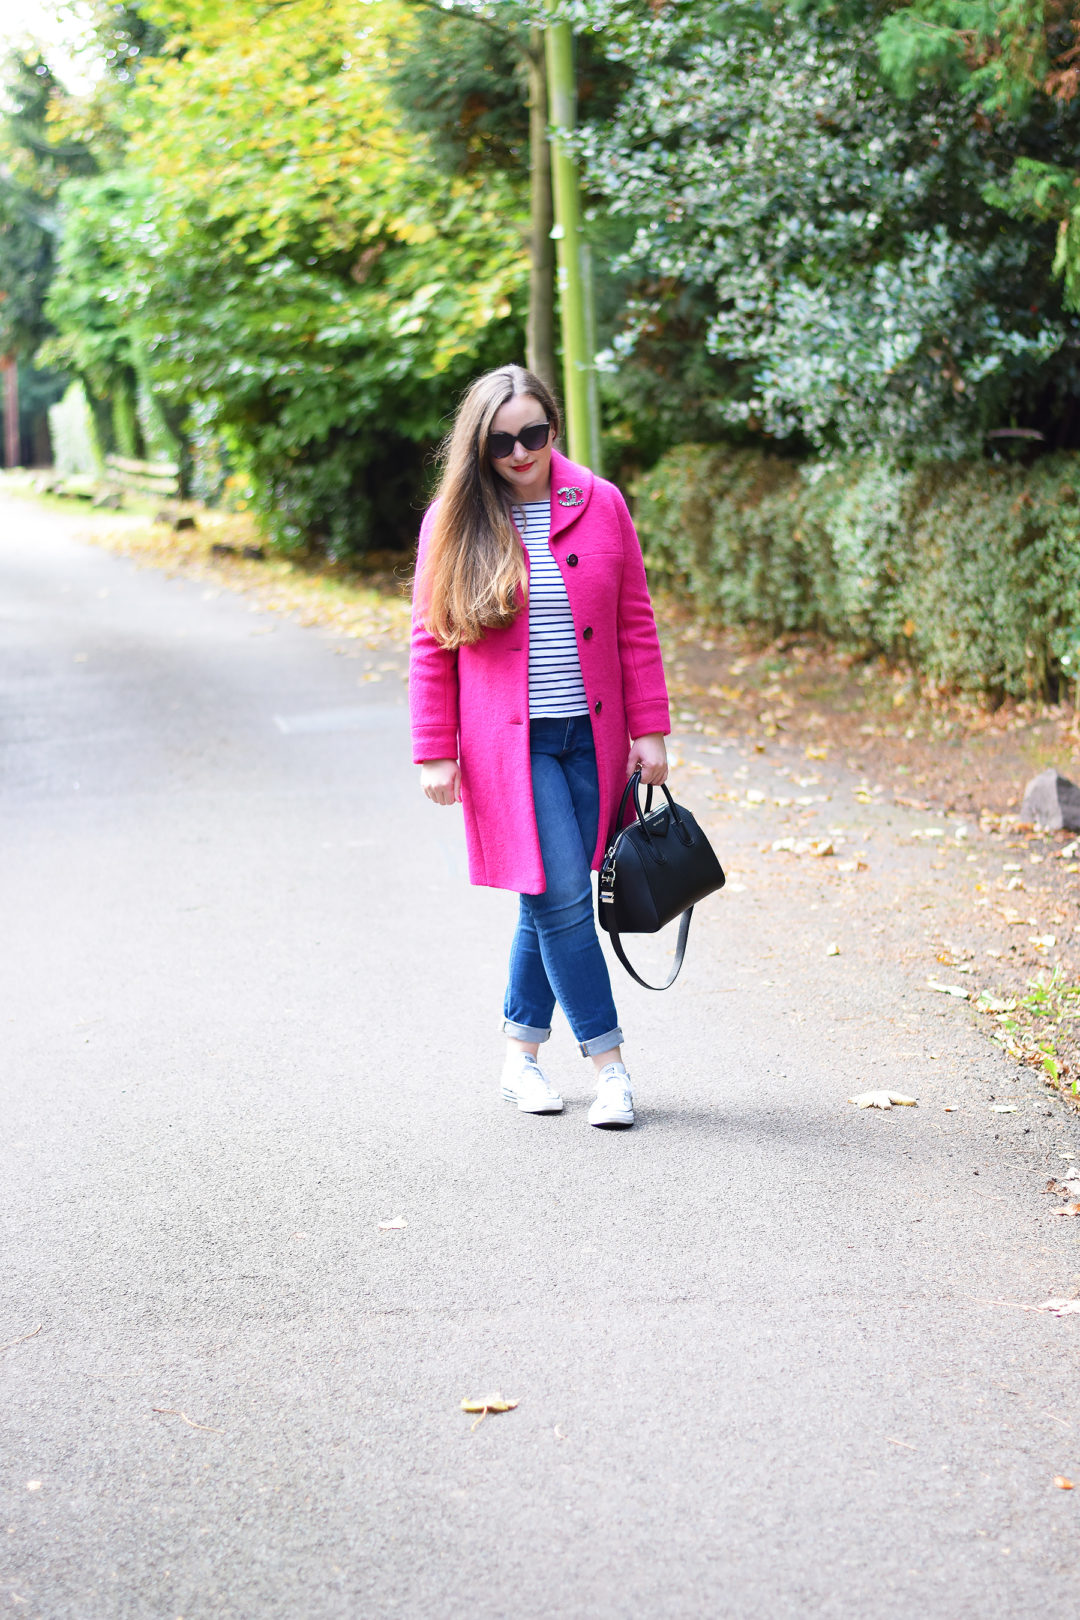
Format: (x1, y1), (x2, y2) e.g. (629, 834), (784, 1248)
(502, 716), (624, 1057)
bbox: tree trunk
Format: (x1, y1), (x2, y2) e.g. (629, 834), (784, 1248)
(84, 383), (114, 465)
(113, 367), (147, 461)
(526, 28), (556, 392)
(3, 358), (20, 468)
(545, 20), (601, 471)
(156, 395), (195, 500)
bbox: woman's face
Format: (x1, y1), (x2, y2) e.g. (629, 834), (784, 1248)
(488, 393), (554, 503)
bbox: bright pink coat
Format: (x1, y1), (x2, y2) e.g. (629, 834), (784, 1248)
(409, 450), (671, 895)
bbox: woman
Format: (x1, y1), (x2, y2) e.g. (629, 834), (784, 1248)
(410, 364), (670, 1128)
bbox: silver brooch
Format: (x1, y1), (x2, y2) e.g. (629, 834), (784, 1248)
(556, 485), (585, 508)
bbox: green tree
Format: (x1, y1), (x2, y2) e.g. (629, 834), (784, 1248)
(0, 50), (97, 458)
(388, 2), (634, 396)
(572, 0), (1080, 459)
(0, 50), (95, 360)
(876, 1), (1080, 311)
(48, 0), (531, 551)
(41, 170), (163, 462)
(2, 8), (181, 461)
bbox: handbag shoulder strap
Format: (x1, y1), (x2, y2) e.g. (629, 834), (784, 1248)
(607, 907), (694, 991)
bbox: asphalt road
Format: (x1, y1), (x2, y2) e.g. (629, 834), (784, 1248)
(3, 494), (1080, 1619)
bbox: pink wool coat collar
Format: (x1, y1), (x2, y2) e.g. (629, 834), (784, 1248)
(409, 449), (670, 894)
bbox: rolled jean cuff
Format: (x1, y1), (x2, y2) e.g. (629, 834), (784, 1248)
(579, 1025), (624, 1058)
(502, 1018), (552, 1044)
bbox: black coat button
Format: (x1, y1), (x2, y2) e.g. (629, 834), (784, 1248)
(583, 626), (593, 640)
(567, 554), (578, 566)
(594, 700), (602, 715)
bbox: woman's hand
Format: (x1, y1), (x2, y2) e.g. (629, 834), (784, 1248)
(627, 733), (668, 787)
(420, 758), (461, 805)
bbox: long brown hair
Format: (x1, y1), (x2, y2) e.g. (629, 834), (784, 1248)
(416, 364), (561, 649)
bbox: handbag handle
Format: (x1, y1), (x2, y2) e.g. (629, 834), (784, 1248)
(607, 907), (694, 991)
(614, 769), (685, 837)
(613, 770), (691, 859)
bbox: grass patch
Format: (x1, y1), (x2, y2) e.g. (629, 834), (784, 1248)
(974, 969), (1080, 1101)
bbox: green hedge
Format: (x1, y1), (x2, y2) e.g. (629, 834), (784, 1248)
(633, 446), (1080, 700)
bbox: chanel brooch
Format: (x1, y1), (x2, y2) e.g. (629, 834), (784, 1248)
(556, 485), (585, 508)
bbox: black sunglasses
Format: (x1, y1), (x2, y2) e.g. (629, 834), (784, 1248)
(488, 421), (551, 460)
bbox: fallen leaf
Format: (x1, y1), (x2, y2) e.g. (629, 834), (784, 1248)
(976, 994), (1016, 1013)
(1054, 1476), (1075, 1489)
(826, 943), (840, 956)
(771, 836), (837, 858)
(1040, 1299), (1080, 1316)
(926, 979), (970, 998)
(1030, 935), (1057, 950)
(990, 1104), (1018, 1113)
(378, 1216), (407, 1230)
(1052, 1205), (1080, 1218)
(848, 1091), (918, 1109)
(460, 1393), (519, 1430)
(460, 1394), (518, 1414)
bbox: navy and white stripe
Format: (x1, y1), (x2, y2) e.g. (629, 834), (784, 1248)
(515, 500), (589, 719)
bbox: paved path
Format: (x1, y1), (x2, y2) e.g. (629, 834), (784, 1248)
(3, 495), (1079, 1619)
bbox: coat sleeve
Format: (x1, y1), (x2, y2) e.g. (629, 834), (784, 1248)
(613, 488), (671, 739)
(409, 508), (461, 763)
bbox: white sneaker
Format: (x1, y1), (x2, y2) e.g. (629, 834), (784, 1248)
(587, 1063), (635, 1129)
(501, 1051), (564, 1114)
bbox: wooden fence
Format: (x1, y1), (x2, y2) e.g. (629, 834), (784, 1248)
(103, 454), (180, 499)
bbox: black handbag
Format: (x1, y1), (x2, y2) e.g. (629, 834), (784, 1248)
(598, 770), (726, 990)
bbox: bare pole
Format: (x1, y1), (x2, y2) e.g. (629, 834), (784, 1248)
(544, 18), (601, 472)
(2, 358), (19, 468)
(526, 28), (556, 391)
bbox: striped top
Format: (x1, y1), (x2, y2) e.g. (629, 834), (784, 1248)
(515, 500), (589, 719)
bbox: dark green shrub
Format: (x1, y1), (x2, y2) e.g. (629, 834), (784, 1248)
(634, 445), (1080, 699)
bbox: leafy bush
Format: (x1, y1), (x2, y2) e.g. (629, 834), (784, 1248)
(41, 1), (529, 557)
(576, 0), (1080, 461)
(634, 444), (1080, 698)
